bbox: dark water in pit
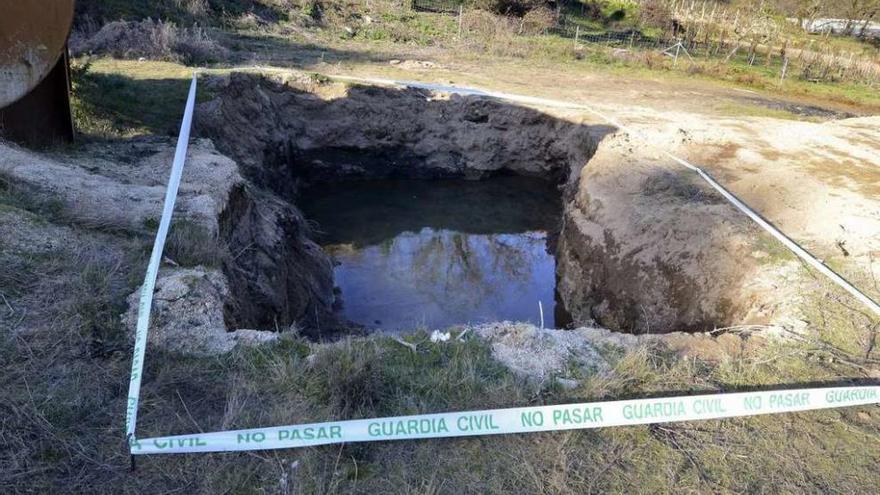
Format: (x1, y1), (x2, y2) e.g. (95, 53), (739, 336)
(299, 176), (566, 333)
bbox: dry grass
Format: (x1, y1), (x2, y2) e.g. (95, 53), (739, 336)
(70, 19), (229, 65)
(164, 219), (228, 268)
(2, 173), (878, 492)
(1, 220), (878, 495)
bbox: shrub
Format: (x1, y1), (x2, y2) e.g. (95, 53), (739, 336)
(637, 0), (673, 31)
(174, 0), (209, 18)
(69, 19), (229, 65)
(466, 0), (548, 16)
(520, 6), (557, 34)
(598, 0), (639, 25)
(461, 9), (523, 53)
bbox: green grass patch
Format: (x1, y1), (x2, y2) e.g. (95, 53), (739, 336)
(71, 58), (203, 138)
(164, 219), (227, 268)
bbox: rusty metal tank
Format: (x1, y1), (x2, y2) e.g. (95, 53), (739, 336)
(1, 0), (75, 108)
(0, 0), (76, 144)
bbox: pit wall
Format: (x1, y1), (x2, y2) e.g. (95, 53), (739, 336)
(198, 71), (791, 336)
(197, 72), (599, 190)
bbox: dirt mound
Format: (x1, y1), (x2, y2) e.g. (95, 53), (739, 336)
(556, 135), (801, 333)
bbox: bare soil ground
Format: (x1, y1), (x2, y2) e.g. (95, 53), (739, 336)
(220, 34), (878, 119)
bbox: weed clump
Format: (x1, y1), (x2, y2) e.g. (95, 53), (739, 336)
(164, 220), (227, 268)
(70, 18), (229, 65)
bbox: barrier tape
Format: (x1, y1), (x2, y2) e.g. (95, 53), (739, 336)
(125, 74), (198, 441)
(131, 386), (878, 455)
(126, 70), (878, 457)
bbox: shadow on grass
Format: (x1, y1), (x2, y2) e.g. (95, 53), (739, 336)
(219, 32), (410, 68)
(71, 38), (403, 139)
(73, 71), (195, 138)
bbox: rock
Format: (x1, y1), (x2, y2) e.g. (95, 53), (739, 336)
(472, 322), (771, 380)
(474, 322), (610, 383)
(398, 60), (439, 70)
(0, 137), (338, 337)
(0, 138), (238, 234)
(232, 329), (280, 346)
(121, 267), (277, 355)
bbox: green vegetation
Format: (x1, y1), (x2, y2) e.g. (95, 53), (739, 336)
(71, 58), (202, 138)
(165, 219), (228, 267)
(75, 0), (291, 26)
(66, 0), (880, 119)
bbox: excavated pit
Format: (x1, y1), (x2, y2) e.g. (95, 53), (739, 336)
(298, 175), (569, 332)
(199, 72), (776, 337)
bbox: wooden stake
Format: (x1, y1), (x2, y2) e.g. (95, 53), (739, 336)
(779, 56), (788, 86)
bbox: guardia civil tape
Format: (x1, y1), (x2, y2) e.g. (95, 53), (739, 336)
(131, 386), (879, 455)
(126, 71), (878, 457)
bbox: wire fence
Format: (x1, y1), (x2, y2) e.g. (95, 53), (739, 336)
(412, 0), (462, 14)
(409, 0), (880, 86)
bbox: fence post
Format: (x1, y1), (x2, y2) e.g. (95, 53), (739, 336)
(574, 25), (580, 49)
(779, 56), (788, 86)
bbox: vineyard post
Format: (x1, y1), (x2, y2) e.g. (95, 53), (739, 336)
(780, 56), (788, 86)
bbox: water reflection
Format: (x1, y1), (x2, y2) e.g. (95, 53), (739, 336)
(300, 177), (563, 332)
